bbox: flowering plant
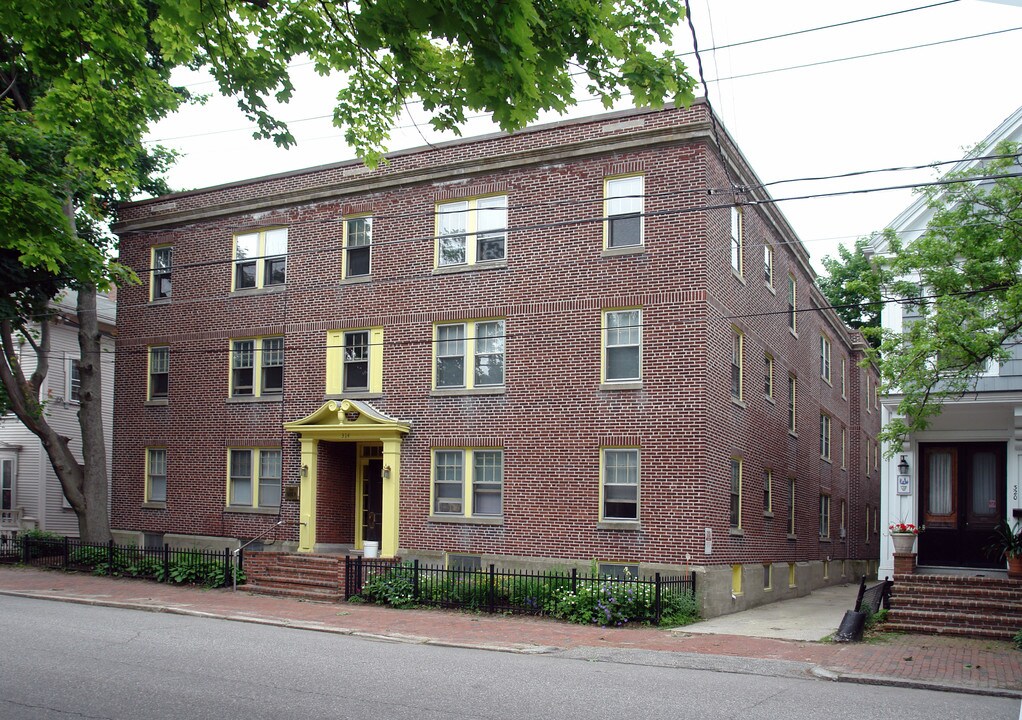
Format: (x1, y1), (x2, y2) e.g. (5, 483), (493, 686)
(888, 522), (923, 535)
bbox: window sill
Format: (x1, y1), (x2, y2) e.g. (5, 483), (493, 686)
(732, 269), (745, 284)
(230, 284), (286, 297)
(765, 395), (775, 405)
(325, 392), (384, 401)
(340, 275), (372, 285)
(430, 387), (505, 397)
(432, 259), (507, 275)
(788, 431), (798, 439)
(765, 282), (776, 295)
(148, 298), (172, 306)
(141, 502), (167, 510)
(601, 245), (644, 258)
(729, 527), (745, 537)
(226, 395), (283, 404)
(597, 520), (641, 531)
(145, 398), (169, 407)
(819, 537), (832, 544)
(786, 533), (797, 541)
(821, 457), (832, 464)
(789, 329), (798, 339)
(428, 515), (503, 526)
(731, 397), (746, 409)
(224, 506), (281, 515)
(763, 511), (774, 519)
(600, 381), (643, 391)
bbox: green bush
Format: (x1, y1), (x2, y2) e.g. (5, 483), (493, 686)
(859, 603), (889, 632)
(357, 564), (417, 608)
(1013, 629), (1022, 651)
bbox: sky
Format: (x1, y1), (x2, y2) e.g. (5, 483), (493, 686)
(143, 0), (1022, 274)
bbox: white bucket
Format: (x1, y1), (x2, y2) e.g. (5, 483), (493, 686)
(363, 541), (379, 558)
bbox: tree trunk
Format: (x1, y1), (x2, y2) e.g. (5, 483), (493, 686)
(75, 284), (112, 543)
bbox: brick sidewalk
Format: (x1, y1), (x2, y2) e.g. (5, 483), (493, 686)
(1, 566), (1019, 696)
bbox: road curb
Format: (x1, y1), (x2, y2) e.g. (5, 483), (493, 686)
(812, 666), (1022, 699)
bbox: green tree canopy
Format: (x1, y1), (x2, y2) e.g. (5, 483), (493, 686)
(817, 236), (882, 345)
(868, 143), (1022, 447)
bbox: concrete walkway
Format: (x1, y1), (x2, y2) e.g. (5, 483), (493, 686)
(679, 584), (860, 641)
(0, 566), (1019, 698)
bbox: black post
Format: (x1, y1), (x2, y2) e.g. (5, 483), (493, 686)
(654, 572), (662, 624)
(413, 559), (420, 601)
(63, 536), (69, 569)
(223, 548), (231, 587)
(571, 567), (577, 594)
(163, 543), (170, 582)
(487, 564), (496, 614)
(107, 539), (114, 576)
(854, 574), (867, 612)
(355, 555), (363, 597)
(22, 535), (29, 564)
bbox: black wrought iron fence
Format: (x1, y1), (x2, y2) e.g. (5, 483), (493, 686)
(345, 556), (696, 625)
(0, 535), (238, 588)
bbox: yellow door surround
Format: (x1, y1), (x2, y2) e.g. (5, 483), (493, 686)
(284, 399), (410, 557)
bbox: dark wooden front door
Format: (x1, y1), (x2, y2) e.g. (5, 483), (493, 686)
(918, 442), (1005, 568)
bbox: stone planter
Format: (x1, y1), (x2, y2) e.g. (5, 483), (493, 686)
(891, 533), (917, 554)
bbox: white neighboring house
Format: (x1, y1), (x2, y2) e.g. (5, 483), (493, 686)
(0, 290), (116, 537)
(869, 105), (1022, 577)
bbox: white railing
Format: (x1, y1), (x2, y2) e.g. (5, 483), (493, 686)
(0, 507), (24, 534)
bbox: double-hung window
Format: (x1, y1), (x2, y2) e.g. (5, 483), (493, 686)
(436, 196), (506, 267)
(434, 320), (505, 390)
(764, 469), (773, 513)
(788, 375), (797, 434)
(730, 458), (742, 528)
(151, 246), (172, 300)
(820, 334), (831, 383)
(603, 309), (641, 383)
(731, 327), (743, 400)
(228, 448), (281, 509)
(764, 243), (774, 287)
(146, 448), (167, 504)
(730, 206), (743, 274)
(602, 448), (639, 521)
(67, 358), (81, 403)
(149, 346), (169, 400)
(326, 327), (384, 395)
(764, 353), (774, 399)
(820, 412), (832, 460)
(233, 228), (287, 290)
(819, 494), (831, 539)
(605, 175), (643, 248)
(231, 337), (284, 398)
(432, 448), (503, 518)
(787, 274), (797, 333)
(787, 478), (796, 535)
(344, 216), (372, 278)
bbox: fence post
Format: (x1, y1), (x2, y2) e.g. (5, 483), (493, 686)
(107, 539), (114, 576)
(223, 548), (231, 588)
(571, 567), (577, 594)
(22, 535), (30, 564)
(63, 536), (69, 569)
(654, 573), (662, 624)
(355, 555), (363, 597)
(487, 564), (496, 614)
(163, 543), (170, 582)
(413, 559), (420, 601)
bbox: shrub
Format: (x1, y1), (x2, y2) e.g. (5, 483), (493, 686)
(1013, 629), (1022, 651)
(357, 564), (417, 608)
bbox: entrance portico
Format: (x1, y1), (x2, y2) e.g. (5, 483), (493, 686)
(284, 400), (410, 557)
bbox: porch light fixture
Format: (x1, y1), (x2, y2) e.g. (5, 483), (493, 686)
(897, 455), (909, 476)
(383, 465), (391, 479)
(301, 464), (308, 479)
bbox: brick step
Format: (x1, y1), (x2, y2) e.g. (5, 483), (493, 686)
(894, 580), (1022, 598)
(244, 573), (339, 590)
(890, 595), (1022, 616)
(248, 564), (339, 578)
(269, 556), (339, 568)
(242, 584), (341, 602)
(895, 573), (1020, 588)
(889, 608), (1021, 631)
(884, 620), (1015, 641)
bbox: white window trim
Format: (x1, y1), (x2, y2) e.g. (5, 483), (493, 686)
(65, 356), (81, 404)
(342, 215), (373, 279)
(232, 227), (288, 291)
(604, 175), (644, 250)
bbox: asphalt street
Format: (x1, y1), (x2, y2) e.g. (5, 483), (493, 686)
(0, 595), (1017, 720)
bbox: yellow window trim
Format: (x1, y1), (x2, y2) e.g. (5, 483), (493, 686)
(229, 335), (283, 398)
(731, 457), (742, 529)
(788, 273), (798, 333)
(820, 334), (831, 382)
(603, 173), (645, 250)
(432, 318), (505, 390)
(599, 446), (641, 522)
(601, 307), (642, 384)
(225, 447), (280, 509)
(325, 327), (384, 395)
(788, 562), (797, 588)
(231, 226), (287, 291)
(434, 194), (507, 268)
(144, 446), (166, 504)
(765, 352), (774, 399)
(731, 205), (743, 276)
(146, 345), (168, 401)
(429, 447), (503, 519)
(731, 326), (743, 401)
(731, 565), (743, 595)
(764, 469), (772, 513)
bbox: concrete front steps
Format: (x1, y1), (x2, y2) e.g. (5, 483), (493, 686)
(241, 552), (342, 602)
(888, 573), (1022, 641)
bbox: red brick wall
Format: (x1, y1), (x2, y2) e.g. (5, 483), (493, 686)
(111, 104), (880, 569)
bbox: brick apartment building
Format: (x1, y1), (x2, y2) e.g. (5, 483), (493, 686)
(111, 102), (880, 616)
